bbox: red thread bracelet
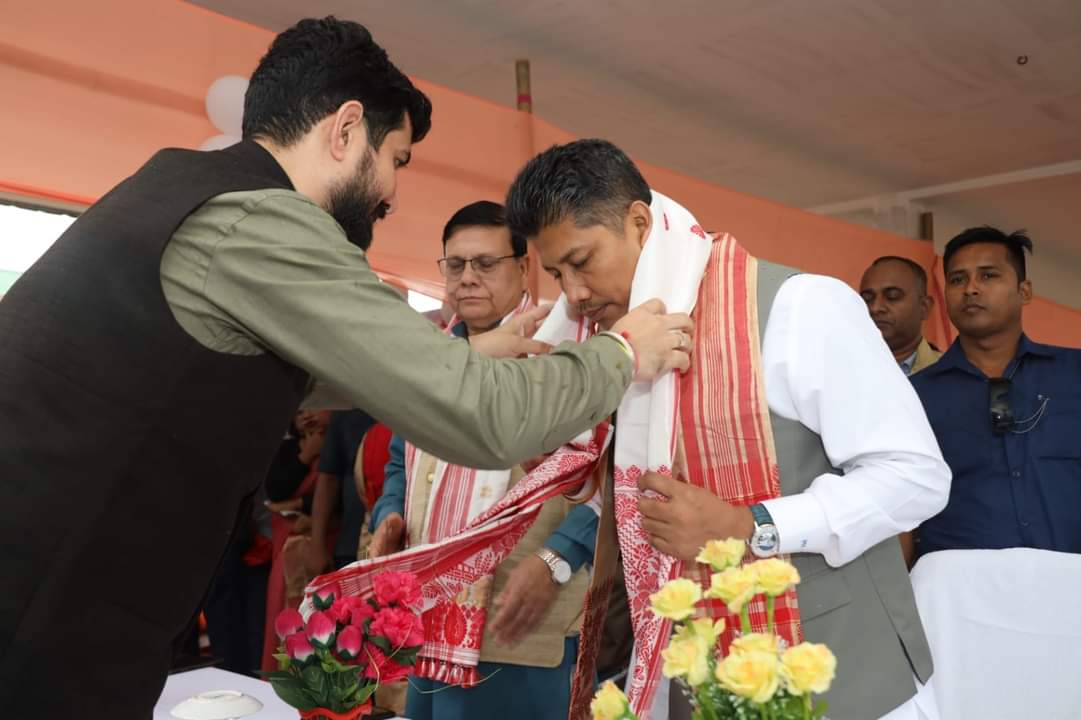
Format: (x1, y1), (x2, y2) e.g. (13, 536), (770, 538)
(620, 331), (640, 376)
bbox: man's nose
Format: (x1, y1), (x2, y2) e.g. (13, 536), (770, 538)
(565, 280), (591, 305)
(458, 262), (482, 285)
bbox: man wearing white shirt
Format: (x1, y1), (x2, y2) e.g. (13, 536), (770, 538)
(505, 139), (951, 720)
(637, 272), (949, 570)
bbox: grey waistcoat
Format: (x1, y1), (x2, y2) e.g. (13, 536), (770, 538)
(757, 261), (933, 719)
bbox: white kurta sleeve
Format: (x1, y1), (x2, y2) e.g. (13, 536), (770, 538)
(758, 274), (951, 567)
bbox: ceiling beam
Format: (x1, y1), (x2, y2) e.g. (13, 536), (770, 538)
(809, 159), (1081, 216)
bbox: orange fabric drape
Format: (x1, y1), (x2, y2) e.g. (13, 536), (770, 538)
(927, 256), (958, 351)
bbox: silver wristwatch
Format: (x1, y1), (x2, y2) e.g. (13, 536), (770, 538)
(748, 503), (780, 558)
(536, 547), (572, 585)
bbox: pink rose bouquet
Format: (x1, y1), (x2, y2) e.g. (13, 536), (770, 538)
(265, 573), (424, 719)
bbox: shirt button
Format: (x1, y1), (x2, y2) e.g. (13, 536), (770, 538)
(1010, 470), (1021, 478)
(426, 472), (435, 483)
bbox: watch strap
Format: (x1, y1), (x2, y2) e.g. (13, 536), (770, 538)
(536, 547), (568, 583)
(750, 503), (774, 528)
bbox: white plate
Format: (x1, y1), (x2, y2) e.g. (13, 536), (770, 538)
(170, 690), (264, 720)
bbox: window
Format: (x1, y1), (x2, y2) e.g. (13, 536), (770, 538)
(0, 201), (78, 296)
(406, 290), (442, 314)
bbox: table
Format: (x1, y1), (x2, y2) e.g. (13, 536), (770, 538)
(154, 667), (405, 719)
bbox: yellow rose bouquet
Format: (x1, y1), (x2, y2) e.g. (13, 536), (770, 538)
(591, 539), (836, 720)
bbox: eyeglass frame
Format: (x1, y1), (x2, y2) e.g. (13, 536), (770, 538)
(436, 253), (523, 279)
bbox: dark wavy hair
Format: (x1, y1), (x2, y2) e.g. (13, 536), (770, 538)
(441, 201), (526, 256)
(242, 16), (432, 149)
(944, 226), (1033, 281)
(505, 139), (652, 239)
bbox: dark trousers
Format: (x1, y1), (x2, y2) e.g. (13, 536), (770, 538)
(204, 538), (269, 676)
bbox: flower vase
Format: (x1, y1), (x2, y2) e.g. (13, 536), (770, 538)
(298, 701), (372, 720)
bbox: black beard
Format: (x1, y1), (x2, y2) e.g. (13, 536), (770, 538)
(325, 151), (388, 251)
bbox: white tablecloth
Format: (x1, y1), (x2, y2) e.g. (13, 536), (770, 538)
(909, 548), (1081, 720)
(154, 667), (405, 719)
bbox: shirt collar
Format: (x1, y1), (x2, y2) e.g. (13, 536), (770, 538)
(899, 349), (919, 376)
(451, 298), (528, 340)
(1015, 334), (1056, 359)
(923, 333), (1053, 378)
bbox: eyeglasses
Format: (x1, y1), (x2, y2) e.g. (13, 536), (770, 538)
(437, 254), (520, 279)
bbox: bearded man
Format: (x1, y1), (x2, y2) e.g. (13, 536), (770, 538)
(0, 21), (691, 717)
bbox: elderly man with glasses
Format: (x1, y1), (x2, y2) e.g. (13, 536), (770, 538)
(368, 201), (598, 720)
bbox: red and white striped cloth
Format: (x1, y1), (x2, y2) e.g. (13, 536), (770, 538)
(307, 193), (801, 719)
(303, 423), (611, 630)
(403, 293), (544, 686)
(541, 194), (802, 719)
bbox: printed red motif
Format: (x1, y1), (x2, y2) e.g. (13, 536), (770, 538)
(443, 603), (467, 645)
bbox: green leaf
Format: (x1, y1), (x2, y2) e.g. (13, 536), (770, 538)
(323, 654), (346, 673)
(390, 647), (419, 666)
(354, 683), (377, 704)
(302, 665), (331, 707)
(272, 652), (292, 671)
(269, 675), (317, 711)
(339, 679), (360, 702)
(369, 635), (392, 654)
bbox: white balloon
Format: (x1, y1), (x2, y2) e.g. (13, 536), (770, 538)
(199, 134), (241, 151)
(205, 75), (248, 135)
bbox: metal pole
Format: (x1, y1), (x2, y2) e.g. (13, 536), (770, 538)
(515, 59), (532, 113)
(515, 59), (540, 299)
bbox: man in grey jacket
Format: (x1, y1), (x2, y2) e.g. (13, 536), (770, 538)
(506, 138), (950, 720)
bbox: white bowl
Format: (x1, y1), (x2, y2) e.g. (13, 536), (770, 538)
(170, 690), (264, 720)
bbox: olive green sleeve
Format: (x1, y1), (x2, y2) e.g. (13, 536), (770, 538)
(202, 191), (630, 469)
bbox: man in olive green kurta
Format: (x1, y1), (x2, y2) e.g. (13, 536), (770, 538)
(0, 20), (695, 717)
(157, 182), (694, 466)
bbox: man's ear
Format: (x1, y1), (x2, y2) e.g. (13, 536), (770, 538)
(1019, 279), (1033, 306)
(921, 293), (935, 321)
(627, 200), (652, 249)
(329, 100), (366, 162)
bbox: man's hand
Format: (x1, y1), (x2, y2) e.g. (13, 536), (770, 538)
(610, 299), (695, 380)
(637, 472), (754, 564)
(488, 555), (560, 645)
(469, 304), (554, 358)
(368, 513), (405, 558)
(504, 303), (553, 338)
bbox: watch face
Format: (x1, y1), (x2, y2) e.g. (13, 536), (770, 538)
(553, 561), (573, 584)
(752, 525), (780, 557)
